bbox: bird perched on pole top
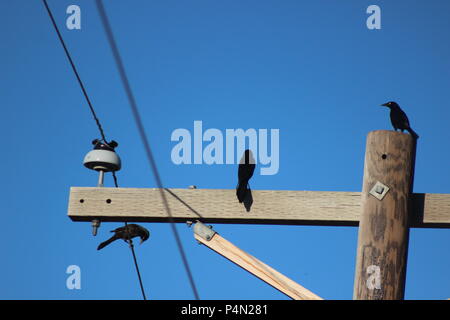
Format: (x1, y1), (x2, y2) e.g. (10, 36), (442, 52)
(236, 149), (256, 203)
(97, 224), (150, 250)
(381, 101), (419, 139)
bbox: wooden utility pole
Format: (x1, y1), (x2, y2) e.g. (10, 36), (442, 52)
(67, 130), (450, 299)
(353, 130), (415, 299)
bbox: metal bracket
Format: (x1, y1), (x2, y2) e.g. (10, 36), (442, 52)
(369, 181), (390, 200)
(193, 221), (216, 241)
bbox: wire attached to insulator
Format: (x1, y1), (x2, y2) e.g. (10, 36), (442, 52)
(95, 0), (200, 300)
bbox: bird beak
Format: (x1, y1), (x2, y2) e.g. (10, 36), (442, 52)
(140, 238), (144, 244)
(381, 103), (388, 107)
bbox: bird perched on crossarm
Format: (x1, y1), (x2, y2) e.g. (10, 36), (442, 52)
(97, 223), (150, 250)
(381, 101), (419, 139)
(236, 149), (256, 203)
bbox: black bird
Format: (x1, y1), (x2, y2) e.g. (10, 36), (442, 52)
(97, 224), (150, 250)
(236, 149), (256, 203)
(381, 101), (419, 139)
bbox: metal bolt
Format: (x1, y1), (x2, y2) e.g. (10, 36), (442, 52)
(97, 170), (105, 187)
(375, 185), (384, 194)
(369, 181), (390, 201)
(91, 219), (101, 236)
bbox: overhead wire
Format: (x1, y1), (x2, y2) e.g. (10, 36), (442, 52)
(112, 174), (147, 300)
(42, 0), (147, 300)
(42, 0), (107, 142)
(124, 222), (148, 300)
(95, 0), (200, 300)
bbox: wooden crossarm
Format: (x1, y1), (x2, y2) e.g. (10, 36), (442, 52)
(68, 187), (450, 228)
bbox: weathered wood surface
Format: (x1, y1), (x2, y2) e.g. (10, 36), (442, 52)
(353, 130), (414, 300)
(194, 231), (322, 300)
(68, 187), (450, 227)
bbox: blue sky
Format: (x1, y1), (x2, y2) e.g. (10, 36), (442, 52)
(1, 0), (449, 299)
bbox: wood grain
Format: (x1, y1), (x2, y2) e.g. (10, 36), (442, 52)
(68, 187), (450, 227)
(194, 232), (322, 300)
(353, 130), (414, 300)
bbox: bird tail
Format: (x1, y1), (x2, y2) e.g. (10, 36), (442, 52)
(406, 127), (419, 139)
(97, 235), (118, 250)
(236, 182), (248, 203)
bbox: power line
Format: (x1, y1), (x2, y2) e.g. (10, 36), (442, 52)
(124, 223), (148, 300)
(42, 0), (147, 300)
(95, 0), (200, 300)
(42, 0), (107, 142)
(112, 175), (147, 300)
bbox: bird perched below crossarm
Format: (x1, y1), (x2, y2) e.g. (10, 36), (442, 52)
(97, 223), (150, 250)
(381, 101), (419, 139)
(236, 149), (256, 203)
